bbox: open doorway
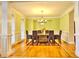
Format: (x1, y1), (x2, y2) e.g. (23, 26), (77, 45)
(8, 1), (77, 58)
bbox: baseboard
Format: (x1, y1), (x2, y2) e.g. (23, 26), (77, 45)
(12, 39), (25, 48)
(63, 40), (69, 44)
(68, 42), (74, 44)
(63, 40), (74, 44)
(7, 49), (15, 57)
(8, 39), (25, 57)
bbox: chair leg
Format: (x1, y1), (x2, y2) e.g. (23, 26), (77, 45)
(32, 39), (34, 45)
(36, 39), (38, 45)
(58, 37), (61, 44)
(51, 37), (55, 44)
(48, 39), (51, 45)
(58, 39), (61, 44)
(52, 39), (55, 45)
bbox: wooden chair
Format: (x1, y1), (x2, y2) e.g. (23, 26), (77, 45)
(48, 30), (55, 44)
(26, 31), (29, 39)
(26, 31), (32, 43)
(32, 31), (39, 45)
(45, 30), (49, 34)
(26, 31), (32, 39)
(26, 31), (29, 43)
(37, 30), (42, 33)
(58, 30), (62, 44)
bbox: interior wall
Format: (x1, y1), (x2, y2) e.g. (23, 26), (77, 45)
(9, 8), (25, 44)
(60, 14), (69, 32)
(13, 10), (21, 43)
(33, 18), (60, 30)
(60, 14), (69, 42)
(25, 17), (33, 34)
(60, 9), (74, 44)
(13, 9), (25, 42)
(25, 17), (60, 34)
(69, 9), (74, 44)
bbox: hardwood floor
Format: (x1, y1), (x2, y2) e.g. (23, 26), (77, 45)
(9, 40), (77, 58)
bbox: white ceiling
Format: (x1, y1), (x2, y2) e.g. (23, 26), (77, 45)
(9, 1), (74, 17)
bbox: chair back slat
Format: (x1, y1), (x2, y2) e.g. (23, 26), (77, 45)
(32, 31), (38, 36)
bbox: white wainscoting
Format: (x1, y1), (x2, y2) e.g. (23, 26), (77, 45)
(61, 31), (69, 43)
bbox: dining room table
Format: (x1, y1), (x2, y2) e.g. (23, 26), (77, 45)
(37, 31), (61, 43)
(27, 31), (61, 43)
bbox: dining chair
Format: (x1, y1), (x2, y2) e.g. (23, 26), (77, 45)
(37, 30), (42, 33)
(32, 31), (39, 45)
(58, 30), (62, 44)
(48, 30), (55, 44)
(45, 30), (49, 34)
(26, 31), (32, 43)
(26, 31), (28, 39)
(26, 31), (29, 43)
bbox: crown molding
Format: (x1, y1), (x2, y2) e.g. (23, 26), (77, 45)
(59, 6), (74, 18)
(8, 5), (26, 17)
(26, 16), (60, 18)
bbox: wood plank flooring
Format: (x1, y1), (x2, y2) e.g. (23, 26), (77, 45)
(9, 40), (77, 58)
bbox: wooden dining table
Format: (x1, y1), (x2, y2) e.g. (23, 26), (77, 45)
(37, 33), (61, 43)
(28, 32), (61, 43)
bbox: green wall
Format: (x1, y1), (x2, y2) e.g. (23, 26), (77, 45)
(25, 15), (69, 33)
(25, 17), (60, 34)
(25, 18), (33, 34)
(33, 18), (60, 30)
(25, 16), (69, 33)
(60, 14), (69, 32)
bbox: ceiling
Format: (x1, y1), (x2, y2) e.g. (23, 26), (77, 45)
(9, 1), (74, 17)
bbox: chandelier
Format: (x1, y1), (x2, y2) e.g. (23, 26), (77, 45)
(38, 10), (47, 25)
